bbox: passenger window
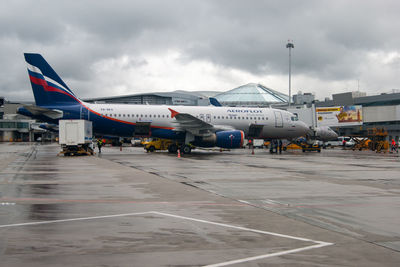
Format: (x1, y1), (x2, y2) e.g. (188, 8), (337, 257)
(217, 116), (220, 119)
(162, 115), (165, 118)
(123, 114), (125, 117)
(149, 115), (152, 118)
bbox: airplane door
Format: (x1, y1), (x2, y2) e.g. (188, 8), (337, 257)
(274, 111), (283, 128)
(80, 106), (89, 120)
(206, 114), (211, 123)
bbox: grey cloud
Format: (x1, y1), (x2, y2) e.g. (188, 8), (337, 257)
(1, 0), (400, 101)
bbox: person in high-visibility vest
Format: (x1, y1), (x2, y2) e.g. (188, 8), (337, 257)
(97, 139), (103, 153)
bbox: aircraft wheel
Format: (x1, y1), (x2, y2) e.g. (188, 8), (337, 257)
(181, 144), (191, 154)
(148, 146), (155, 152)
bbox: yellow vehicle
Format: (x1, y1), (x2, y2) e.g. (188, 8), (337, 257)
(143, 138), (178, 153)
(300, 141), (321, 152)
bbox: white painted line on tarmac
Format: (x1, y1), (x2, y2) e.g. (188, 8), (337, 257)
(152, 211), (327, 242)
(0, 211), (333, 266)
(0, 211), (153, 228)
(203, 242), (332, 267)
(152, 211), (333, 266)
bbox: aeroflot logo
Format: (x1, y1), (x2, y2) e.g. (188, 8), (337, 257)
(227, 109), (263, 113)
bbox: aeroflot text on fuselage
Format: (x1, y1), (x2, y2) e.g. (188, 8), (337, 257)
(227, 109), (263, 113)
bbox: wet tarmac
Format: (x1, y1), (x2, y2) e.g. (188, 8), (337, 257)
(0, 143), (399, 266)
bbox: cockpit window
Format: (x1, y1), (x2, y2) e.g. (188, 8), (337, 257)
(291, 116), (298, 121)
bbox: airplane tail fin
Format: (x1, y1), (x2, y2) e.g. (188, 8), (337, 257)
(209, 97), (222, 107)
(24, 53), (81, 107)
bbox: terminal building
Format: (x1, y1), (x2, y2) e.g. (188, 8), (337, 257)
(85, 91), (214, 106)
(0, 100), (37, 142)
(213, 83), (288, 107)
(289, 91), (400, 143)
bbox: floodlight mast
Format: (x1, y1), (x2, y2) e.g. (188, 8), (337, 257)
(286, 40), (294, 108)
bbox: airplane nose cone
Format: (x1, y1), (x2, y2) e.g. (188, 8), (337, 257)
(298, 121), (309, 135)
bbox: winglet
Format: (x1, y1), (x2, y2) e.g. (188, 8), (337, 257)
(168, 108), (179, 118)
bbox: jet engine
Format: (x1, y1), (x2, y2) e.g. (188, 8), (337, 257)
(192, 130), (245, 149)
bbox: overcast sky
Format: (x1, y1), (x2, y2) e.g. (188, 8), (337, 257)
(1, 0), (400, 102)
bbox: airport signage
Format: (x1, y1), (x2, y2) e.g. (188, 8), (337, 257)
(316, 105), (363, 127)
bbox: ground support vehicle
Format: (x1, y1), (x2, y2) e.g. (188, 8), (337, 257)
(367, 128), (389, 153)
(58, 120), (93, 156)
(143, 138), (180, 153)
(283, 143), (302, 151)
(351, 137), (370, 151)
(300, 142), (321, 152)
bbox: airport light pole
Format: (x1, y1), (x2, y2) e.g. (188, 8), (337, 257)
(286, 40), (294, 108)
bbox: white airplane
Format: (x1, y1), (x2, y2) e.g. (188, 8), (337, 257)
(18, 53), (309, 154)
(313, 126), (339, 142)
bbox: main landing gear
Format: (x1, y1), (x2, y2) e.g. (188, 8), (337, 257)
(180, 144), (192, 154)
(167, 143), (191, 154)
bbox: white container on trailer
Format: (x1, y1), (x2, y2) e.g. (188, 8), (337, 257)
(59, 120), (92, 146)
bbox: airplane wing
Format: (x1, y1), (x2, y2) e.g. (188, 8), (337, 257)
(22, 105), (63, 119)
(169, 108), (215, 136)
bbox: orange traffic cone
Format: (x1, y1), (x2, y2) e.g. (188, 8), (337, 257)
(177, 149), (181, 158)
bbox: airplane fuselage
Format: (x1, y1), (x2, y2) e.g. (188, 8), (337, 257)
(66, 102), (307, 140)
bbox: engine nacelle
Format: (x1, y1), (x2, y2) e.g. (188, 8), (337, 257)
(193, 130), (245, 149)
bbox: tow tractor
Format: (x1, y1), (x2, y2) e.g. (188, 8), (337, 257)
(142, 138), (194, 154)
(300, 140), (321, 152)
(143, 138), (177, 153)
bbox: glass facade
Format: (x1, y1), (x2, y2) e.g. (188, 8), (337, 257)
(0, 121), (29, 129)
(214, 83), (288, 106)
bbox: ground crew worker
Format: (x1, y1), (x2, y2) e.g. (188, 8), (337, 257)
(278, 140), (283, 154)
(391, 139), (397, 153)
(97, 139), (103, 153)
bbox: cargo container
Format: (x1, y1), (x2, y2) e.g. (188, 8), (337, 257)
(59, 120), (93, 156)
